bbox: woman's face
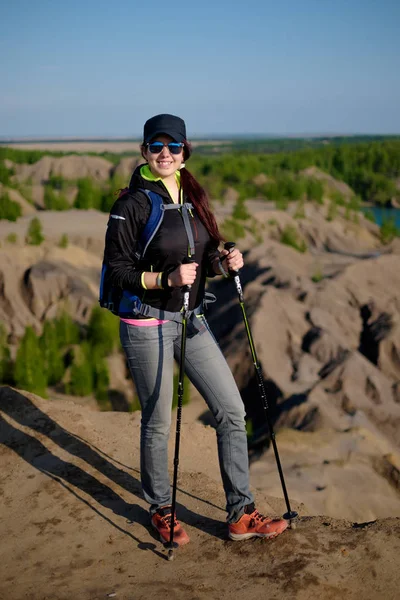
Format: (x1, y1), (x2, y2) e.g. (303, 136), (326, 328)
(143, 134), (184, 179)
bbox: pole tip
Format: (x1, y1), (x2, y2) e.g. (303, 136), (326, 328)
(283, 510), (299, 529)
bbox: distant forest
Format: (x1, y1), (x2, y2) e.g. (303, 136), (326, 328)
(1, 137), (399, 217)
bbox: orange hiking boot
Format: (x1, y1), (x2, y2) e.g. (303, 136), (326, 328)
(151, 506), (190, 546)
(229, 504), (288, 541)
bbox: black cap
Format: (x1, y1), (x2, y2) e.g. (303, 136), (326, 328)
(143, 114), (187, 144)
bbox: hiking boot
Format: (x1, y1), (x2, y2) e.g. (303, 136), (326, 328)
(228, 503), (288, 541)
(151, 506), (190, 546)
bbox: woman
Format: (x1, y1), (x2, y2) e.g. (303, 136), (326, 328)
(103, 113), (288, 545)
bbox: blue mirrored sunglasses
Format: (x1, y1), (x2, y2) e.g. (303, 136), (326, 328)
(147, 141), (184, 155)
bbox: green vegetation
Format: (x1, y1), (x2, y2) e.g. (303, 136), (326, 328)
(363, 209), (376, 223)
(326, 200), (338, 222)
(1, 138), (399, 212)
(221, 218), (246, 241)
(53, 311), (80, 346)
(26, 217), (45, 245)
(39, 321), (64, 385)
(74, 177), (103, 210)
(311, 266), (324, 282)
(0, 323), (12, 384)
(6, 232), (18, 243)
(44, 185), (69, 210)
(280, 225), (307, 253)
(380, 217), (400, 244)
(67, 343), (94, 396)
(0, 191), (22, 221)
(14, 326), (48, 397)
(58, 233), (69, 248)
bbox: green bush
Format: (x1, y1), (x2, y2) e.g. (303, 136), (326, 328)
(0, 323), (12, 384)
(294, 200), (305, 219)
(74, 178), (102, 210)
(326, 200), (338, 222)
(67, 343), (93, 396)
(0, 192), (22, 221)
(58, 233), (69, 248)
(6, 232), (17, 243)
(91, 347), (110, 405)
(44, 186), (69, 210)
(87, 305), (119, 357)
(221, 218), (246, 241)
(54, 311), (80, 347)
(306, 178), (324, 204)
(14, 326), (48, 397)
(26, 217), (44, 245)
(380, 217), (400, 244)
(40, 321), (64, 385)
(311, 267), (324, 282)
(280, 225), (307, 253)
(0, 161), (14, 186)
(232, 198), (250, 221)
(363, 209), (376, 223)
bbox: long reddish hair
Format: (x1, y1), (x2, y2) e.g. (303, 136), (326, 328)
(180, 157), (223, 244)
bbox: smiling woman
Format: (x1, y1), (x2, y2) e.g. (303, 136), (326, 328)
(100, 113), (288, 551)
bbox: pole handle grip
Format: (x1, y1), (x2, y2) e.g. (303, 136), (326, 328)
(182, 256), (195, 291)
(223, 241), (240, 276)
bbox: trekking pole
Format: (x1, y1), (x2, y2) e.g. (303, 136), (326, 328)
(224, 242), (298, 528)
(166, 257), (194, 561)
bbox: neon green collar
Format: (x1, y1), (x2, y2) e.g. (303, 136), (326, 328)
(141, 164), (182, 203)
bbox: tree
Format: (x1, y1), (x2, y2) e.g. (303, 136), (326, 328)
(14, 326), (48, 397)
(87, 306), (119, 357)
(74, 178), (102, 210)
(91, 347), (110, 405)
(53, 311), (80, 347)
(26, 217), (44, 245)
(40, 321), (64, 385)
(0, 192), (22, 221)
(67, 343), (93, 396)
(58, 234), (69, 248)
(44, 186), (69, 210)
(0, 322), (12, 384)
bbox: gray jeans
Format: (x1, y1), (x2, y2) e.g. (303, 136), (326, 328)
(120, 316), (254, 523)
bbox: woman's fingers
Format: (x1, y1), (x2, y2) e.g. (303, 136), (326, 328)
(169, 263), (198, 287)
(222, 249), (244, 271)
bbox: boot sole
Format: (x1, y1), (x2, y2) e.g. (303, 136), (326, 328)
(229, 531), (280, 541)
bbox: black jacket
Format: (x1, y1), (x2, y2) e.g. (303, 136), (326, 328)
(103, 166), (220, 312)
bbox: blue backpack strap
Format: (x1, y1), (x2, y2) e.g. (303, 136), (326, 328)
(135, 189), (165, 259)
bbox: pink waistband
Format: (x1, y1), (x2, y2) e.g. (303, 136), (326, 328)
(120, 318), (169, 326)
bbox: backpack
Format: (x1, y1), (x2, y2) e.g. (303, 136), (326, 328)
(99, 188), (195, 317)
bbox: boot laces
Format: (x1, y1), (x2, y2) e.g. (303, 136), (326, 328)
(250, 510), (268, 527)
(161, 513), (178, 528)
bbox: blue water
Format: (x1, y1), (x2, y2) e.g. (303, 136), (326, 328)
(360, 206), (400, 227)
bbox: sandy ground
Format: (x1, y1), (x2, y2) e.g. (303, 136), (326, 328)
(1, 386), (399, 600)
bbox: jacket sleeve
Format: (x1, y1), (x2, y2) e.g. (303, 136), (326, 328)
(103, 192), (150, 290)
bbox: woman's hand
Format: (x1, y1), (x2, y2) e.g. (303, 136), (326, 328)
(220, 248), (244, 273)
(168, 262), (198, 287)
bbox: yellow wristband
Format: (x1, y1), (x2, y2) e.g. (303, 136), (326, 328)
(141, 272), (148, 289)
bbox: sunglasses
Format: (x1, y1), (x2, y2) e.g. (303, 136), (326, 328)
(147, 141), (184, 155)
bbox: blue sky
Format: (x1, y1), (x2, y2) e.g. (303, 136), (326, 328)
(1, 0), (399, 137)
